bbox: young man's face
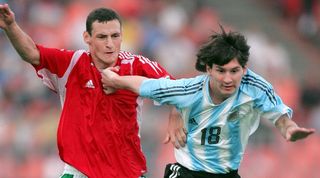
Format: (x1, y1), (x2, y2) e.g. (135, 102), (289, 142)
(207, 58), (247, 104)
(83, 19), (122, 69)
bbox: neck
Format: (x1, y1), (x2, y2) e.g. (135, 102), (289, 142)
(92, 59), (116, 71)
(211, 93), (225, 105)
(209, 85), (224, 105)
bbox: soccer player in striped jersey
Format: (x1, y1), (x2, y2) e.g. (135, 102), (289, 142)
(0, 3), (184, 178)
(101, 26), (315, 178)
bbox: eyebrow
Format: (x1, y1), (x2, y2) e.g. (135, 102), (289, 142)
(215, 66), (241, 70)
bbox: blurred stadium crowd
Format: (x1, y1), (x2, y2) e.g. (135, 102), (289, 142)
(0, 0), (319, 177)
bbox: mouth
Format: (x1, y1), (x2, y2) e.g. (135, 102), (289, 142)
(222, 85), (234, 91)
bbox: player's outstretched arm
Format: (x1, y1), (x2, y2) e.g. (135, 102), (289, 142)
(101, 67), (148, 94)
(275, 114), (315, 142)
(0, 3), (39, 65)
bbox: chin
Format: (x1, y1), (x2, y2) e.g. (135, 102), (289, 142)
(222, 90), (235, 97)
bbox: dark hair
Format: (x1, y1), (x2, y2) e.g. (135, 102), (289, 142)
(86, 8), (122, 35)
(195, 25), (250, 72)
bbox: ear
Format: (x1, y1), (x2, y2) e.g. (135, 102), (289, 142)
(242, 65), (248, 75)
(83, 31), (91, 45)
(206, 65), (212, 74)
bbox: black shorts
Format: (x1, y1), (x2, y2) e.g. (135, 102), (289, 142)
(164, 163), (241, 178)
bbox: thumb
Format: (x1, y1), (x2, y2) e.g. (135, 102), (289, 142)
(110, 66), (120, 72)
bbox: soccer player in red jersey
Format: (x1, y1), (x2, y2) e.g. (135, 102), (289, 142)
(0, 3), (183, 178)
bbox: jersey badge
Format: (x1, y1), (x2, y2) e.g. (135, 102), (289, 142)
(227, 109), (240, 122)
(85, 80), (95, 89)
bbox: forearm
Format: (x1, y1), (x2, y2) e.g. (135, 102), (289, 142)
(4, 22), (40, 65)
(113, 75), (147, 94)
(275, 114), (297, 138)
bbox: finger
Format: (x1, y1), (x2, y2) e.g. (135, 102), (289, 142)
(174, 140), (181, 149)
(169, 134), (180, 149)
(163, 134), (170, 144)
(306, 128), (316, 133)
(176, 130), (186, 147)
(181, 128), (187, 142)
(2, 4), (11, 16)
(103, 89), (111, 95)
(290, 130), (314, 141)
(113, 66), (120, 71)
(102, 68), (111, 75)
(108, 66), (120, 72)
(103, 87), (116, 94)
(102, 84), (111, 89)
(183, 128), (187, 134)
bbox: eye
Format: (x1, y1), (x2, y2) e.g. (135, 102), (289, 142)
(216, 68), (224, 73)
(97, 35), (107, 39)
(231, 69), (238, 73)
(112, 33), (120, 38)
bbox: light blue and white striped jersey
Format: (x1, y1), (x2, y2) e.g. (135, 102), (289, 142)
(140, 69), (292, 174)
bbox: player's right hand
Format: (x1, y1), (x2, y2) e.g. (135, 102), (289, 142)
(163, 109), (187, 149)
(101, 66), (120, 95)
(0, 4), (15, 29)
(286, 126), (315, 142)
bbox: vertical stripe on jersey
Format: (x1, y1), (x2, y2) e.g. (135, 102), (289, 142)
(37, 50), (85, 108)
(204, 84), (239, 173)
(135, 96), (144, 137)
(58, 50), (86, 107)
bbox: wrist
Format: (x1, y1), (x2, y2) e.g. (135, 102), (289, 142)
(4, 21), (17, 32)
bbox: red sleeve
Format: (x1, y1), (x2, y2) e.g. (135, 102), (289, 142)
(34, 45), (75, 77)
(133, 55), (175, 79)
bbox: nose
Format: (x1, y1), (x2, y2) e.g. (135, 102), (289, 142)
(105, 37), (114, 48)
(223, 73), (232, 84)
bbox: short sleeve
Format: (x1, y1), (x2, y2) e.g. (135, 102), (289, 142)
(255, 85), (293, 124)
(140, 76), (205, 108)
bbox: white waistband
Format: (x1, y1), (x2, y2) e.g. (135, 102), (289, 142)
(61, 163), (87, 178)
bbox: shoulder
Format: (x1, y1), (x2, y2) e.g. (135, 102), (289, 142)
(118, 51), (154, 67)
(74, 49), (89, 58)
(118, 51), (135, 60)
(240, 69), (274, 97)
(36, 44), (77, 56)
(184, 75), (207, 86)
(119, 51), (161, 64)
(163, 75), (207, 90)
(118, 51), (145, 62)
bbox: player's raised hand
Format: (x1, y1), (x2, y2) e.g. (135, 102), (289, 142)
(0, 4), (15, 30)
(286, 126), (315, 142)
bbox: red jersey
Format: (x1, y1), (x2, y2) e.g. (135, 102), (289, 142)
(33, 45), (172, 178)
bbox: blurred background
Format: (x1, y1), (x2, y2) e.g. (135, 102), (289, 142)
(0, 0), (319, 177)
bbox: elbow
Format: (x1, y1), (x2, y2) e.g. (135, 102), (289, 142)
(22, 49), (40, 65)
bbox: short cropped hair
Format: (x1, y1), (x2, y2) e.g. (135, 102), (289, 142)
(86, 8), (122, 35)
(195, 25), (250, 72)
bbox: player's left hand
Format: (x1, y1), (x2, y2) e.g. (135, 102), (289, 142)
(286, 126), (315, 142)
